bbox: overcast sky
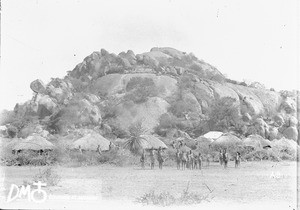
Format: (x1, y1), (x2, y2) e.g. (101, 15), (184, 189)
(1, 0), (299, 111)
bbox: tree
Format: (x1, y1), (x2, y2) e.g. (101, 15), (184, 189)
(124, 77), (158, 104)
(123, 120), (147, 154)
(208, 97), (240, 132)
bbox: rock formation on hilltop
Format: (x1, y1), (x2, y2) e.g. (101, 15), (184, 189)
(1, 47), (299, 144)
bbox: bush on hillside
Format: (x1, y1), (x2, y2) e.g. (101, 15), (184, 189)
(69, 78), (88, 92)
(124, 77), (159, 104)
(0, 110), (15, 125)
(169, 100), (198, 118)
(207, 97), (240, 132)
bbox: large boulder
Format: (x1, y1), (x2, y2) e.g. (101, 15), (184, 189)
(182, 91), (202, 114)
(268, 127), (279, 140)
(76, 99), (101, 125)
(227, 83), (265, 116)
(282, 126), (298, 141)
(273, 114), (285, 127)
(141, 51), (172, 64)
(150, 47), (186, 59)
(207, 80), (240, 102)
(92, 73), (178, 99)
(46, 78), (73, 104)
(280, 97), (296, 114)
(118, 50), (137, 65)
(30, 79), (46, 94)
(193, 80), (214, 113)
(37, 95), (57, 118)
(251, 88), (282, 116)
(287, 116), (298, 127)
(59, 99), (102, 128)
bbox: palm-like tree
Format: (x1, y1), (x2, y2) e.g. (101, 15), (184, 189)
(123, 121), (147, 154)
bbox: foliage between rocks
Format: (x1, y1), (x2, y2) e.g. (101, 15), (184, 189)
(124, 77), (159, 104)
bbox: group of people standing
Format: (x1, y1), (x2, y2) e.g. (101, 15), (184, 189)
(218, 149), (241, 168)
(175, 149), (203, 170)
(140, 146), (242, 170)
(140, 147), (165, 170)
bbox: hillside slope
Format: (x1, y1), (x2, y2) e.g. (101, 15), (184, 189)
(1, 47), (299, 143)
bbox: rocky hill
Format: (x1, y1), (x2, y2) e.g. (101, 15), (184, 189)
(1, 47), (299, 144)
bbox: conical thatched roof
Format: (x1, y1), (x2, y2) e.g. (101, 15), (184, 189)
(243, 135), (272, 149)
(203, 131), (223, 140)
(211, 133), (242, 148)
(140, 135), (168, 150)
(72, 133), (111, 151)
(12, 135), (55, 151)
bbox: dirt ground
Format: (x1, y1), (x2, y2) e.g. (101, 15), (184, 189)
(0, 161), (298, 210)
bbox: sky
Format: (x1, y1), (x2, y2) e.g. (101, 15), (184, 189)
(0, 0), (299, 111)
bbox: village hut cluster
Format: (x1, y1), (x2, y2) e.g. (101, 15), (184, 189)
(1, 127), (299, 167)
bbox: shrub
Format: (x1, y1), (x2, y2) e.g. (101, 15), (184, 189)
(225, 78), (239, 85)
(107, 120), (129, 138)
(169, 100), (198, 118)
(209, 74), (225, 83)
(157, 113), (177, 129)
(124, 77), (158, 104)
(177, 74), (195, 95)
(69, 78), (88, 92)
(99, 98), (121, 119)
(33, 167), (61, 186)
(7, 126), (18, 138)
(136, 182), (212, 206)
(207, 97), (240, 132)
(244, 148), (280, 161)
(0, 110), (15, 125)
(123, 121), (147, 154)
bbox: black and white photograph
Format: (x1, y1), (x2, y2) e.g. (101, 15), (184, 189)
(0, 0), (299, 209)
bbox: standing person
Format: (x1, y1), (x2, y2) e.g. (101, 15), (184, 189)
(97, 145), (102, 155)
(223, 149), (229, 169)
(157, 147), (164, 170)
(171, 141), (176, 149)
(219, 150), (223, 166)
(206, 154), (210, 167)
(235, 151), (241, 168)
(109, 142), (113, 151)
(197, 152), (202, 170)
(140, 149), (146, 169)
(186, 152), (190, 169)
(188, 150), (194, 170)
(175, 149), (181, 170)
(194, 154), (198, 169)
(79, 145), (83, 154)
(149, 147), (155, 169)
(179, 140), (184, 148)
(180, 151), (187, 170)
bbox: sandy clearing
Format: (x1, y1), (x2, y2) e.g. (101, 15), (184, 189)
(0, 161), (298, 210)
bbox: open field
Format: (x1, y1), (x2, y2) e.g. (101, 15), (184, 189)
(0, 161), (299, 210)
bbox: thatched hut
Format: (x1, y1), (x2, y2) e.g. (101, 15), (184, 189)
(243, 134), (272, 149)
(71, 133), (111, 151)
(140, 135), (168, 150)
(210, 133), (242, 150)
(12, 135), (55, 152)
